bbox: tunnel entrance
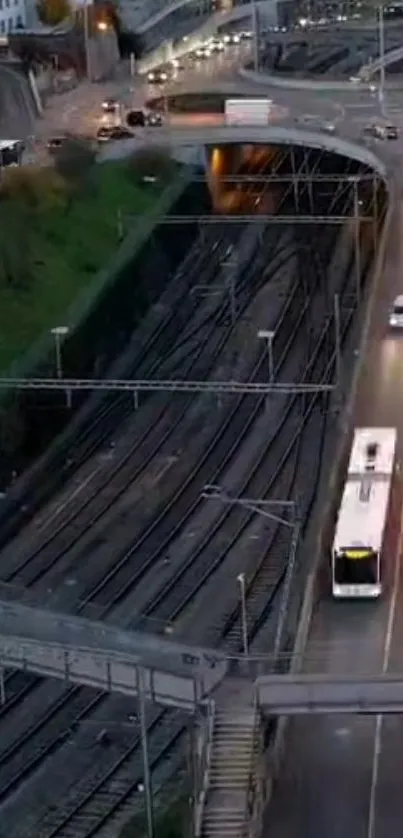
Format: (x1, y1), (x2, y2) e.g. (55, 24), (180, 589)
(203, 143), (386, 224)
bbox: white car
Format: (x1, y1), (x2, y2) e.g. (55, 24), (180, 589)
(320, 121), (336, 134)
(389, 295), (403, 328)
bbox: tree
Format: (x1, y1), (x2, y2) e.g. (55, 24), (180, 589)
(127, 148), (176, 186)
(0, 397), (25, 456)
(53, 136), (96, 187)
(0, 200), (34, 290)
(0, 166), (67, 213)
(36, 0), (71, 26)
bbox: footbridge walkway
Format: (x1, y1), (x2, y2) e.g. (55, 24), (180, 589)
(0, 598), (402, 715)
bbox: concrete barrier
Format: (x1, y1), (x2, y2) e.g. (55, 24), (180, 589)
(239, 64), (370, 92)
(267, 170), (394, 782)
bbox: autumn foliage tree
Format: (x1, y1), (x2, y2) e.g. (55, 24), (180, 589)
(36, 0), (71, 26)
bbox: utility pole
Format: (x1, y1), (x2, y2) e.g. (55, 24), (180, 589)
(138, 668), (154, 838)
(378, 4), (386, 116)
(84, 1), (92, 82)
(237, 573), (248, 656)
(334, 293), (341, 390)
(257, 329), (275, 382)
(353, 183), (361, 304)
(252, 0), (259, 72)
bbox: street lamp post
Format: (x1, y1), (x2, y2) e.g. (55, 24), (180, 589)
(257, 329), (275, 382)
(83, 0), (92, 82)
(378, 4), (386, 116)
(138, 668), (154, 838)
(252, 0), (259, 72)
(51, 326), (69, 380)
(237, 573), (248, 656)
(51, 326), (70, 408)
(202, 485), (299, 663)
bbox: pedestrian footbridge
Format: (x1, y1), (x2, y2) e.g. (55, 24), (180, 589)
(0, 598), (402, 714)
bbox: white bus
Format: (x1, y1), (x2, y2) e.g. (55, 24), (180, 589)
(332, 427), (397, 598)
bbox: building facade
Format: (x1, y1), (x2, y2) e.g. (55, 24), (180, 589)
(0, 0), (26, 36)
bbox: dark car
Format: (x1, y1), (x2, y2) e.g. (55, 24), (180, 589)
(97, 126), (133, 143)
(385, 124), (398, 139)
(127, 109), (145, 127)
(46, 136), (65, 152)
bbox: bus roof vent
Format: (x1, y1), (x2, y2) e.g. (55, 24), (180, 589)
(364, 441), (378, 471)
(359, 476), (372, 502)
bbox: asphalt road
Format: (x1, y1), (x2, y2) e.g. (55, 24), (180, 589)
(264, 183), (403, 838)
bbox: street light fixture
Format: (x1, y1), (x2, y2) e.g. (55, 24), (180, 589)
(257, 329), (275, 382)
(201, 485), (300, 660)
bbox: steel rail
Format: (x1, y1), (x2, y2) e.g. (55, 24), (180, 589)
(33, 231), (349, 838)
(2, 237), (296, 588)
(0, 236), (299, 788)
(37, 193), (368, 836)
(0, 236), (312, 791)
(0, 174), (370, 832)
(0, 227), (244, 546)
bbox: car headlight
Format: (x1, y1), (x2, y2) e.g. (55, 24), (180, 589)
(148, 73), (155, 81)
(390, 316), (398, 325)
(161, 73), (167, 80)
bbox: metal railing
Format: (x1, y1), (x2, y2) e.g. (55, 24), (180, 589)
(194, 698), (215, 837)
(244, 690), (261, 838)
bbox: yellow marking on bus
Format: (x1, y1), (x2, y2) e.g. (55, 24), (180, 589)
(345, 550), (371, 560)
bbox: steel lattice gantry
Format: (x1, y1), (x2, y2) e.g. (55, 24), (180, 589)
(0, 599), (227, 710)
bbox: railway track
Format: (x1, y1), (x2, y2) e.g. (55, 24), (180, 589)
(27, 310), (343, 838)
(0, 160), (377, 837)
(0, 228), (340, 831)
(0, 230), (308, 801)
(1, 230), (294, 588)
(0, 151), (278, 543)
(3, 225), (298, 728)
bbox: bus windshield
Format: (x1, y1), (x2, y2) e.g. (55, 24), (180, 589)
(333, 549), (379, 586)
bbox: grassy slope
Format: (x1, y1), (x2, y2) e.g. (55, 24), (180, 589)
(0, 161), (157, 370)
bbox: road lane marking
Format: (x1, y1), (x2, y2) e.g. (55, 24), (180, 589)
(35, 467), (101, 532)
(367, 487), (403, 838)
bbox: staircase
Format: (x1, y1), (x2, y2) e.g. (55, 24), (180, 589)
(199, 694), (258, 838)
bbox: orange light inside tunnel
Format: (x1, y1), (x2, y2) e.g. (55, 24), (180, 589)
(211, 147), (225, 176)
